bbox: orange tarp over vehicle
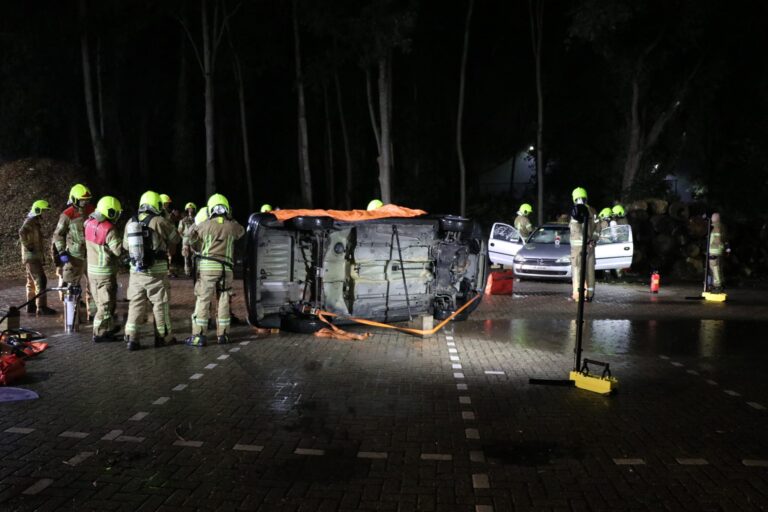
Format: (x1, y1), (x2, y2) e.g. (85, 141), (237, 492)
(271, 204), (427, 223)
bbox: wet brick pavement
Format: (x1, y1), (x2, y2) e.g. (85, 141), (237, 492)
(0, 275), (767, 511)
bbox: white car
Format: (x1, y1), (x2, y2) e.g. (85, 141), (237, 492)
(488, 223), (634, 279)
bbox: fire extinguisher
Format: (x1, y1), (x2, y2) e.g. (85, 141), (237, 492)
(650, 271), (660, 294)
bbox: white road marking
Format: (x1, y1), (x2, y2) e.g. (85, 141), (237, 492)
(472, 474), (490, 489)
(459, 396), (472, 404)
(5, 427), (35, 434)
(64, 451), (95, 466)
(448, 348), (458, 354)
(676, 458), (708, 465)
(101, 430), (122, 441)
(747, 402), (766, 410)
(705, 379), (718, 386)
(453, 372), (465, 379)
(229, 347), (241, 353)
(58, 431), (89, 439)
(613, 458), (645, 465)
(743, 460), (768, 467)
(462, 411), (476, 420)
(456, 384), (468, 391)
(239, 341), (250, 346)
(465, 428), (480, 440)
(357, 451), (388, 459)
(724, 390), (741, 397)
(450, 356), (460, 362)
(420, 453), (452, 461)
(172, 384), (188, 391)
(294, 448), (324, 456)
(484, 370), (505, 375)
(217, 354), (230, 360)
(129, 412), (149, 421)
(452, 364), (462, 369)
(204, 363), (218, 370)
(173, 440), (203, 448)
(233, 444), (263, 452)
(670, 362), (683, 367)
(116, 435), (145, 443)
(152, 397), (170, 405)
(22, 479), (54, 495)
(189, 373), (203, 380)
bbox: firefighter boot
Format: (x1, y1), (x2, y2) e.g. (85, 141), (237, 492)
(126, 335), (141, 351)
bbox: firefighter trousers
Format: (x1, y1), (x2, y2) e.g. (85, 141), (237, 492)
(709, 255), (724, 289)
(125, 271), (173, 342)
(24, 260), (48, 308)
(192, 270), (233, 337)
(90, 274), (117, 337)
(571, 245), (596, 299)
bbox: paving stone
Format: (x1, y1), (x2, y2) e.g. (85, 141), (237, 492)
(294, 448), (324, 456)
(58, 431), (89, 439)
(613, 458), (645, 465)
(5, 427), (35, 434)
(420, 454), (452, 461)
(22, 478), (54, 495)
(357, 452), (388, 459)
(233, 444), (263, 452)
(472, 474), (490, 489)
(129, 412), (149, 421)
(173, 440), (203, 448)
(676, 458), (708, 465)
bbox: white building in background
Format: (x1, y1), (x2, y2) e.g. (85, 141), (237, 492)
(478, 150), (537, 199)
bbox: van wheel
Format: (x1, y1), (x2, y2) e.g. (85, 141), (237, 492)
(440, 216), (474, 234)
(290, 216), (334, 231)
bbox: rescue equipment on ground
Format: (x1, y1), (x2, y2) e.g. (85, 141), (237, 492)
(529, 204), (618, 395)
(485, 270), (514, 295)
(650, 271), (660, 293)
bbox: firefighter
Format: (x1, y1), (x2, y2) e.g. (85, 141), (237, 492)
(52, 184), (95, 310)
(612, 204), (628, 225)
(123, 191), (181, 351)
(367, 199), (384, 211)
(708, 212), (729, 293)
(569, 187), (598, 302)
(178, 202), (197, 277)
(185, 194), (245, 347)
(85, 196), (123, 342)
(19, 200), (56, 315)
(598, 208), (613, 232)
(260, 204), (273, 213)
(514, 203), (534, 239)
(160, 194), (181, 277)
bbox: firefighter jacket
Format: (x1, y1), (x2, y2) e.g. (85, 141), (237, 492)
(122, 213), (181, 276)
(569, 205), (599, 247)
(84, 214), (122, 277)
(19, 215), (45, 263)
(709, 222), (728, 256)
(52, 204), (96, 259)
(178, 216), (196, 247)
(514, 214), (534, 239)
(190, 216), (245, 273)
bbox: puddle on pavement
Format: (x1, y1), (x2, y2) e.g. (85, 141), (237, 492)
(457, 318), (768, 357)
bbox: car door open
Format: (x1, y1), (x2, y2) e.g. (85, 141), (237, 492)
(595, 224), (633, 270)
(488, 222), (523, 266)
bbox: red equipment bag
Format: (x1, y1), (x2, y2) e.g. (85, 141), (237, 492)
(485, 270), (514, 295)
(0, 355), (26, 386)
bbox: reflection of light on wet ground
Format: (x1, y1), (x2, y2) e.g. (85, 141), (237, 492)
(698, 320), (724, 358)
(589, 320), (632, 355)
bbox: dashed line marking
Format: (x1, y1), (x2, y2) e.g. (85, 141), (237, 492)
(452, 364), (462, 369)
(670, 362), (683, 367)
(421, 453), (452, 461)
(743, 459), (768, 467)
(101, 430), (122, 441)
(613, 458), (645, 465)
(116, 435), (145, 443)
(705, 379), (718, 386)
(294, 448), (324, 456)
(229, 347), (241, 353)
(747, 402), (766, 410)
(233, 444), (263, 452)
(22, 478), (54, 495)
(217, 354), (230, 360)
(724, 390), (741, 397)
(64, 451), (95, 466)
(448, 348), (458, 354)
(462, 411), (476, 420)
(204, 363), (218, 370)
(445, 335), (454, 341)
(59, 431), (89, 439)
(357, 451), (388, 459)
(239, 341), (250, 346)
(152, 397), (170, 405)
(456, 383), (468, 391)
(484, 370), (505, 375)
(472, 473), (490, 489)
(453, 372), (465, 379)
(189, 373), (203, 380)
(470, 450), (485, 463)
(465, 428), (480, 440)
(173, 440), (203, 448)
(5, 427), (35, 434)
(129, 412), (149, 421)
(172, 384), (188, 391)
(686, 370), (699, 375)
(450, 356), (460, 362)
(676, 458), (708, 465)
(659, 355), (669, 360)
(459, 396), (472, 404)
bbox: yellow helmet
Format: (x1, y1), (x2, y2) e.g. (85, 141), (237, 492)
(69, 184), (92, 205)
(30, 199), (50, 216)
(572, 187), (588, 203)
(612, 204), (625, 217)
(518, 203), (533, 216)
(260, 203), (273, 213)
(599, 207), (612, 220)
(96, 196), (122, 220)
(367, 199), (384, 211)
(184, 202), (197, 211)
(138, 190), (162, 213)
(207, 193), (230, 216)
(195, 206), (209, 225)
(159, 194), (172, 207)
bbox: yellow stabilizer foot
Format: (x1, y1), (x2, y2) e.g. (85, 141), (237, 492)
(702, 292), (727, 302)
(569, 370), (618, 395)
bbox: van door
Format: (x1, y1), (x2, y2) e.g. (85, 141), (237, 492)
(595, 224), (634, 270)
(488, 222), (524, 266)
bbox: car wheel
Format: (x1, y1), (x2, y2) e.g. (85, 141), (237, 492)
(440, 215), (474, 234)
(290, 216), (334, 231)
(280, 314), (325, 334)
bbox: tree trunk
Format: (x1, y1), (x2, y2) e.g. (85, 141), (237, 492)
(456, 0), (474, 217)
(173, 13), (194, 184)
(528, 0), (545, 225)
(365, 68), (381, 154)
(202, 0), (216, 198)
(335, 73), (353, 209)
(377, 55), (392, 203)
(96, 36), (105, 138)
(235, 57), (255, 214)
(323, 83), (336, 208)
(621, 76), (643, 196)
(79, 0), (107, 178)
(292, 0), (313, 207)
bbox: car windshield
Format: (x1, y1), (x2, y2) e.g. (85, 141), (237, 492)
(528, 226), (570, 244)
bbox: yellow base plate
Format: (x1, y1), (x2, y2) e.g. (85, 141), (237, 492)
(570, 371), (618, 395)
(702, 292), (727, 302)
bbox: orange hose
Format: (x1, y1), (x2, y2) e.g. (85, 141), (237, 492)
(316, 294), (480, 336)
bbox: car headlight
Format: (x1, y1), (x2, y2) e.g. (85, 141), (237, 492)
(556, 255), (570, 263)
(514, 254), (526, 263)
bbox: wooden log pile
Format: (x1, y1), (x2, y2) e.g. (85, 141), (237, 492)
(626, 199), (768, 281)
